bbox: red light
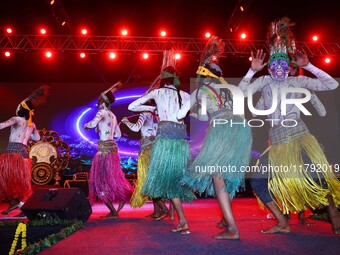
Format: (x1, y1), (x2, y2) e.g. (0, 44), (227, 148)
(205, 32), (211, 38)
(312, 35), (318, 41)
(160, 31), (166, 37)
(142, 53), (149, 59)
(121, 29), (128, 36)
(212, 55), (217, 61)
(45, 51), (52, 58)
(80, 52), (86, 59)
(6, 27), (13, 34)
(249, 56), (253, 61)
(240, 33), (246, 39)
(325, 57), (331, 64)
(109, 52), (116, 59)
(40, 28), (47, 35)
(175, 53), (181, 60)
(4, 51), (11, 58)
(81, 29), (88, 35)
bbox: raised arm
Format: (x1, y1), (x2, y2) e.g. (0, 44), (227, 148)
(293, 50), (338, 91)
(238, 50), (268, 96)
(0, 117), (17, 130)
(128, 91), (157, 112)
(121, 112), (148, 132)
(84, 110), (103, 129)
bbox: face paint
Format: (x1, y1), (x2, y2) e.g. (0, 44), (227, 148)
(269, 59), (290, 82)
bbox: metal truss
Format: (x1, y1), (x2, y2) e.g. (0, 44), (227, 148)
(1, 35), (340, 57)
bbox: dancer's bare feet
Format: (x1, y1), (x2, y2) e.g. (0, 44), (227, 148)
(327, 195), (340, 235)
(298, 212), (314, 226)
(216, 217), (228, 228)
(145, 213), (158, 218)
(328, 208), (340, 235)
(100, 212), (119, 219)
(117, 202), (125, 213)
(155, 209), (169, 221)
(171, 222), (190, 234)
(261, 223), (291, 234)
(169, 214), (175, 220)
(213, 227), (240, 240)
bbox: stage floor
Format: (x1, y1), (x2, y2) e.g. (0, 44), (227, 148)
(1, 197), (339, 255)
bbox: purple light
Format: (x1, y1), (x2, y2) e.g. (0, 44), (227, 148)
(76, 107), (95, 145)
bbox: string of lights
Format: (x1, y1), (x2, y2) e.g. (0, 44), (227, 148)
(1, 35), (339, 57)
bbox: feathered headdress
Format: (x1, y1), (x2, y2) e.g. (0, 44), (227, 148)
(100, 81), (122, 105)
(199, 35), (225, 67)
(196, 35), (227, 83)
(17, 85), (50, 126)
(267, 17), (297, 66)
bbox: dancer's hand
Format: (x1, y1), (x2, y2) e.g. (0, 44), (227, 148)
(251, 49), (267, 72)
(121, 117), (128, 123)
(291, 49), (309, 67)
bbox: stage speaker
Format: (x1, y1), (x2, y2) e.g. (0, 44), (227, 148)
(64, 180), (89, 197)
(21, 188), (92, 222)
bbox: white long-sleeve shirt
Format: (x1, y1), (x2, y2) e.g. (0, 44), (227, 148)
(238, 63), (338, 125)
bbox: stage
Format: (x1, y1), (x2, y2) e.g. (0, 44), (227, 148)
(1, 197), (339, 255)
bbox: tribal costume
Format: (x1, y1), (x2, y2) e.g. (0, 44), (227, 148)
(122, 112), (158, 208)
(239, 17), (340, 214)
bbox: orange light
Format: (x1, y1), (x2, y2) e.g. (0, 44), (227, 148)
(81, 29), (88, 35)
(142, 53), (149, 59)
(175, 53), (181, 60)
(325, 57), (331, 63)
(121, 29), (128, 36)
(4, 51), (11, 58)
(40, 28), (47, 35)
(6, 27), (13, 34)
(80, 52), (86, 59)
(109, 52), (116, 59)
(312, 35), (318, 41)
(240, 33), (246, 39)
(205, 32), (211, 38)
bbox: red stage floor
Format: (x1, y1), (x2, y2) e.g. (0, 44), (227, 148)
(1, 197), (339, 255)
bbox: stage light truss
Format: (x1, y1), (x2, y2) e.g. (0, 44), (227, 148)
(1, 35), (340, 57)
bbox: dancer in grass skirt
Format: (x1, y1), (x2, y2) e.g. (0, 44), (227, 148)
(178, 36), (252, 240)
(129, 66), (195, 234)
(85, 83), (132, 218)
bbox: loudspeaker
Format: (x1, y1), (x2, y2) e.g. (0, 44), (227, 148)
(21, 188), (92, 222)
(64, 180), (89, 197)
